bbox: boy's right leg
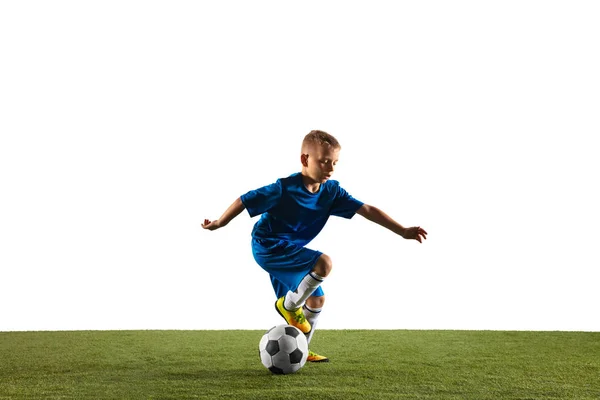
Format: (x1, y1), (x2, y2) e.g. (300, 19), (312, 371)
(304, 295), (329, 362)
(304, 295), (325, 344)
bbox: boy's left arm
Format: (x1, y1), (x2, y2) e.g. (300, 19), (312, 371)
(356, 204), (427, 243)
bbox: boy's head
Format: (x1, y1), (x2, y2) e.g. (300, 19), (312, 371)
(301, 130), (341, 153)
(301, 130), (341, 184)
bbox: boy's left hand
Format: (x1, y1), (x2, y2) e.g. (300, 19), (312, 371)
(403, 226), (428, 243)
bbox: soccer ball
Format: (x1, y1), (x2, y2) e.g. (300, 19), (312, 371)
(259, 324), (308, 374)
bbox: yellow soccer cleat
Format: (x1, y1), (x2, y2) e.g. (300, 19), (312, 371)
(307, 350), (329, 363)
(275, 296), (312, 334)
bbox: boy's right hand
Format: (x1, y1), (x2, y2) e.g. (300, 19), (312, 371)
(202, 219), (222, 231)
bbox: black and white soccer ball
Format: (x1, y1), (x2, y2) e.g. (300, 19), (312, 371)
(259, 324), (308, 374)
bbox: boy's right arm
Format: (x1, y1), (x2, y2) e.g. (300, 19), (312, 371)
(202, 197), (246, 231)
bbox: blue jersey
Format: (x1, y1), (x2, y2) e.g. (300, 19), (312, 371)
(240, 172), (364, 247)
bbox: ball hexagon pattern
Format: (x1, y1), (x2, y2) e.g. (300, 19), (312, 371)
(258, 324), (308, 374)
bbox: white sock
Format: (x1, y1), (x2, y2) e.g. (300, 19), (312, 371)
(284, 272), (325, 311)
(303, 305), (322, 344)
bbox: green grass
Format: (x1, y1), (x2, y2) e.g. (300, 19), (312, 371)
(1, 330), (599, 399)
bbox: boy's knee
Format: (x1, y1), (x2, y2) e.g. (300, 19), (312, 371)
(312, 254), (332, 277)
(306, 295), (325, 309)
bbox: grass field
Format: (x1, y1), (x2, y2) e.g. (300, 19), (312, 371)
(1, 330), (599, 399)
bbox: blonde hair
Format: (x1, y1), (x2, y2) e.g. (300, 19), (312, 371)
(301, 130), (341, 152)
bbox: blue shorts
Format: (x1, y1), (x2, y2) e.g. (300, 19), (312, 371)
(251, 238), (324, 299)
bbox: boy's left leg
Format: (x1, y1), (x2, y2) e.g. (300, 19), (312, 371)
(304, 295), (329, 363)
(283, 254), (332, 311)
(276, 254), (332, 333)
(253, 239), (322, 334)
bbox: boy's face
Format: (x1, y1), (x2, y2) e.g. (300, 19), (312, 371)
(301, 144), (340, 183)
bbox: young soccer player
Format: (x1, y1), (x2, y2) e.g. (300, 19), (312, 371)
(202, 130), (427, 362)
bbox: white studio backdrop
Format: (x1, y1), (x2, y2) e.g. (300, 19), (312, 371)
(1, 1), (599, 332)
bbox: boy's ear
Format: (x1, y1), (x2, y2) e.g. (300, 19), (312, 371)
(300, 153), (309, 167)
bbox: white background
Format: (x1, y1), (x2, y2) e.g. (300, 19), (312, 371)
(1, 1), (598, 332)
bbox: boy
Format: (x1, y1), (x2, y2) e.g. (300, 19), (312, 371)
(202, 130), (427, 362)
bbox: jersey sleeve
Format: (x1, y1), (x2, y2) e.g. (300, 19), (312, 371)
(240, 180), (282, 217)
(330, 184), (364, 219)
